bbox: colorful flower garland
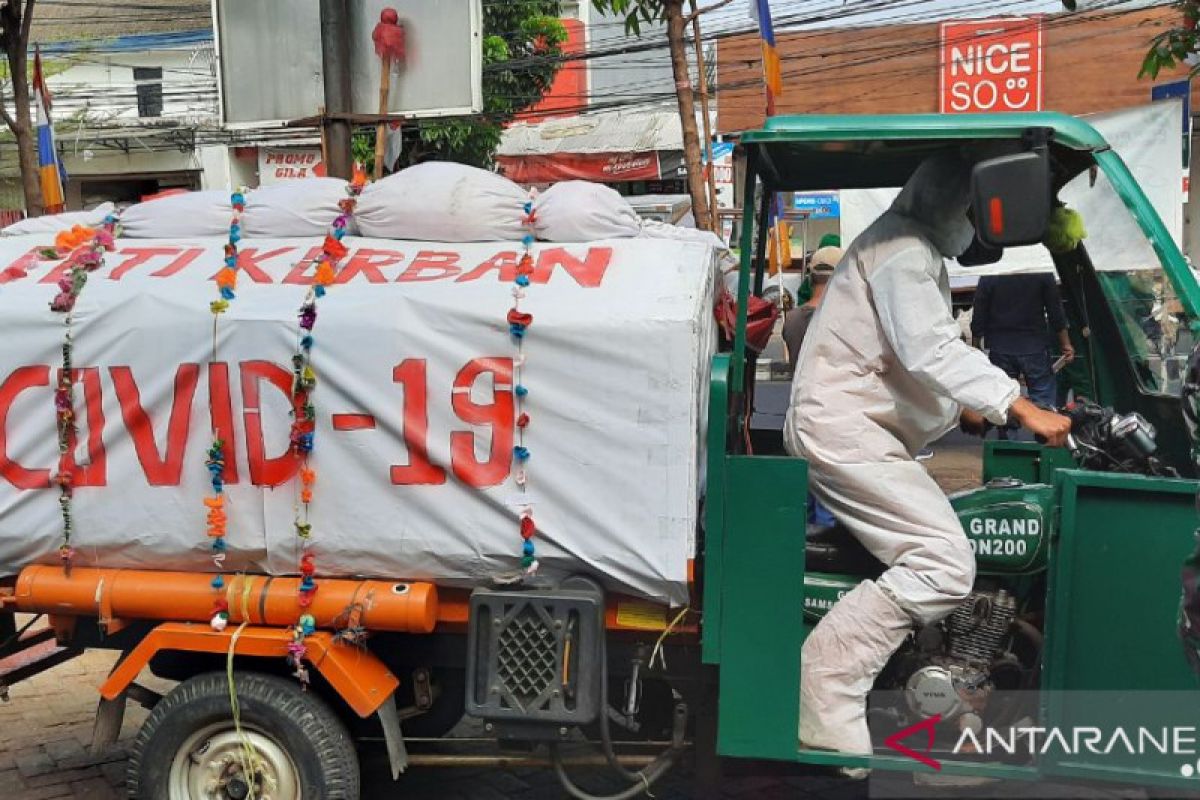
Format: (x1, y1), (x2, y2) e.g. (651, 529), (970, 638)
(285, 175), (365, 683)
(208, 190), (245, 632)
(510, 198), (538, 576)
(46, 219), (118, 572)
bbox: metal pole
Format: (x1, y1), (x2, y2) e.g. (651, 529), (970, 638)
(690, 0), (719, 231)
(320, 0), (353, 180)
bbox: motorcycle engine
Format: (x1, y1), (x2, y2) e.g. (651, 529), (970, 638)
(900, 588), (1018, 724)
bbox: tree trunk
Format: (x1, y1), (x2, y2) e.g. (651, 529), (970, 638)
(10, 48), (42, 217)
(5, 4), (43, 218)
(665, 1), (711, 231)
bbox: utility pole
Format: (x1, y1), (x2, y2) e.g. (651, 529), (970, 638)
(689, 0), (719, 231)
(319, 0), (353, 179)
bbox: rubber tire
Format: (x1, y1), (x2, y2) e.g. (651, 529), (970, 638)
(126, 671), (360, 800)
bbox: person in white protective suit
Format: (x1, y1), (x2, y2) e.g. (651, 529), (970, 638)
(784, 151), (1072, 756)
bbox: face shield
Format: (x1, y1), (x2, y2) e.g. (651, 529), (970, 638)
(890, 151), (977, 258)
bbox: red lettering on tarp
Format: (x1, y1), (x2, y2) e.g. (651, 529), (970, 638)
(230, 247), (294, 284)
(150, 247), (204, 278)
(456, 251), (517, 283)
(282, 247), (326, 285)
(337, 248), (402, 284)
(39, 257), (72, 285)
(110, 364), (199, 485)
(240, 360), (300, 486)
(0, 366), (50, 488)
(109, 247), (183, 280)
(391, 359), (446, 485)
(450, 357), (513, 488)
(533, 247), (611, 288)
(398, 251), (461, 282)
(0, 247), (44, 284)
(58, 367), (106, 487)
(208, 363), (239, 484)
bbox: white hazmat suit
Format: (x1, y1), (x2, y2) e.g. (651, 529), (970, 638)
(784, 153), (1021, 755)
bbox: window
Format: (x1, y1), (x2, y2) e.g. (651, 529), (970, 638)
(1076, 167), (1196, 396)
(133, 67), (162, 118)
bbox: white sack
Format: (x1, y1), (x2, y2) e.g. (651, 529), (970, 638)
(121, 191), (235, 239)
(0, 235), (715, 605)
(534, 181), (641, 241)
(2, 203), (115, 237)
(640, 219), (738, 278)
(243, 178), (355, 237)
(356, 162), (530, 242)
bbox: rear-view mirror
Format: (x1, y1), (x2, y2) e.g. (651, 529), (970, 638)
(970, 151), (1051, 248)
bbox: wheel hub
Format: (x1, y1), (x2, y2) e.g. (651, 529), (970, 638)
(170, 725), (300, 800)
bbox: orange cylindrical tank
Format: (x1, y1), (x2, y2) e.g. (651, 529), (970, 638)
(14, 566), (438, 634)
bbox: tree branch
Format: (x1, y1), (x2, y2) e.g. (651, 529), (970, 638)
(20, 0), (36, 47)
(0, 81), (15, 135)
(682, 0), (734, 25)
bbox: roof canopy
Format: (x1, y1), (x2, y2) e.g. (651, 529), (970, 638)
(741, 113), (1103, 193)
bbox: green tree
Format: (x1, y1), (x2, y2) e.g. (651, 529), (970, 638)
(413, 2), (566, 168)
(590, 0), (733, 231)
(1139, 1), (1200, 79)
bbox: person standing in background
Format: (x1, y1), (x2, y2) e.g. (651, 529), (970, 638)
(971, 273), (1074, 411)
(783, 245), (842, 375)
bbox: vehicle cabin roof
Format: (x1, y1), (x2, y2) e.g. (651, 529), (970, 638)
(740, 112), (1104, 193)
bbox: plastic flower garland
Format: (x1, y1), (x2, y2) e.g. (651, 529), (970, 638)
(208, 190), (245, 631)
(45, 219), (119, 571)
(286, 174), (365, 683)
(511, 198), (538, 576)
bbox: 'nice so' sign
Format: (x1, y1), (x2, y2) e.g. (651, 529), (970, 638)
(940, 18), (1043, 114)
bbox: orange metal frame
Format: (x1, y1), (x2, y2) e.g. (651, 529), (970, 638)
(101, 622), (399, 718)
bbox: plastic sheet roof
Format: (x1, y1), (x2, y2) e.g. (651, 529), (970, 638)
(498, 106), (684, 157)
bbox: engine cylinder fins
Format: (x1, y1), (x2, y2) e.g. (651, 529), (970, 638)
(946, 589), (1017, 664)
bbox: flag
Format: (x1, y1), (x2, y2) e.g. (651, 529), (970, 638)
(749, 0), (782, 116)
(33, 46), (65, 214)
(767, 193), (791, 276)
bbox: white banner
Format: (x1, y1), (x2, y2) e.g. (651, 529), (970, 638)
(839, 102), (1184, 279)
(0, 236), (716, 605)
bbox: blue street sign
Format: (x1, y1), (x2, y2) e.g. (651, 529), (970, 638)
(1152, 79), (1191, 134)
(793, 192), (840, 219)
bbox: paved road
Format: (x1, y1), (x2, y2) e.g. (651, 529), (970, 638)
(0, 648), (872, 800)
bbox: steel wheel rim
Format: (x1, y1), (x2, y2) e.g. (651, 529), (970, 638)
(168, 721), (301, 800)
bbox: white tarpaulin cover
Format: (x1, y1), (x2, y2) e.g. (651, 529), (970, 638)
(839, 102), (1184, 279)
(0, 236), (716, 604)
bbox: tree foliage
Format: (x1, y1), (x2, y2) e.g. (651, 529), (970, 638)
(414, 1), (566, 168)
(1140, 1), (1200, 79)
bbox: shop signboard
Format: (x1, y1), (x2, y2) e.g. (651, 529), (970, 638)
(705, 141), (736, 210)
(940, 18), (1043, 113)
(793, 192), (840, 219)
(257, 147), (325, 184)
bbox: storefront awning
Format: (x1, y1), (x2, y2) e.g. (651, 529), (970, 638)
(496, 150), (684, 183)
(498, 106), (684, 184)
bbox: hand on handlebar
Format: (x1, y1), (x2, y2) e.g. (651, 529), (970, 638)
(959, 408), (988, 437)
(1010, 397), (1072, 447)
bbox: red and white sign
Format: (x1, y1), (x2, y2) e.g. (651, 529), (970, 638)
(940, 18), (1043, 114)
(497, 151), (663, 184)
(0, 235), (714, 604)
(258, 147), (326, 184)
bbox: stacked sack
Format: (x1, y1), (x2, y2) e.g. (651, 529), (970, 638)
(356, 162), (530, 241)
(20, 163), (729, 248)
(115, 178), (360, 239)
(1, 202), (116, 236)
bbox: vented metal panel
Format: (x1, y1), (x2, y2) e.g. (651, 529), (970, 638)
(466, 579), (604, 735)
